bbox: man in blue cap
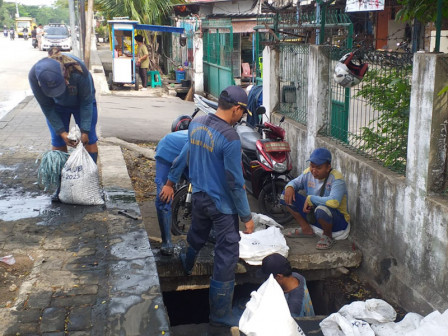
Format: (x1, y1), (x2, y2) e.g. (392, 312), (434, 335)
(29, 49), (99, 201)
(281, 147), (350, 250)
(180, 86), (254, 328)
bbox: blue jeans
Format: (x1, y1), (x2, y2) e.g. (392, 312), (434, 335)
(281, 191), (348, 232)
(188, 192), (240, 282)
(46, 102), (98, 147)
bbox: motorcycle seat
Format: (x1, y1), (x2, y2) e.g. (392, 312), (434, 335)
(196, 95), (218, 110)
(236, 124), (261, 151)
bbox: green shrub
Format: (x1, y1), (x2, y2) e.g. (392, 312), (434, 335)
(355, 67), (412, 172)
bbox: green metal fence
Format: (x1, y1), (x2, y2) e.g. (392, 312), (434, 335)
(279, 43), (310, 124)
(202, 19), (234, 97)
(326, 47), (413, 174)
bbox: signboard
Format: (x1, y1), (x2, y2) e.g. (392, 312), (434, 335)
(346, 0), (384, 12)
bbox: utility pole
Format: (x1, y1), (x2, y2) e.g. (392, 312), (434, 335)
(68, 0), (80, 58)
(84, 0), (94, 69)
(79, 0), (86, 61)
(15, 0), (19, 18)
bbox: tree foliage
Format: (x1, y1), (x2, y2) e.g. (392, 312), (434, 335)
(355, 68), (412, 172)
(96, 0), (184, 25)
(0, 2), (69, 27)
(397, 0), (448, 23)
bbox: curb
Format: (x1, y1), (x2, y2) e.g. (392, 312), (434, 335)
(98, 144), (171, 334)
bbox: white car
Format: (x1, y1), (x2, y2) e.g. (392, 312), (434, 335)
(41, 24), (72, 51)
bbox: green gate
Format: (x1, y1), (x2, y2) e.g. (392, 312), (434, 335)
(299, 8), (354, 142)
(202, 19), (234, 98)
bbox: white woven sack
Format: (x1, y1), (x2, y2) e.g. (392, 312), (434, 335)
(59, 143), (104, 205)
(338, 299), (396, 324)
(320, 313), (375, 336)
(239, 274), (305, 336)
(371, 312), (423, 336)
(239, 226), (289, 265)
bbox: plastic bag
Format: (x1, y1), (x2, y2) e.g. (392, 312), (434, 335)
(239, 274), (306, 336)
(339, 299), (396, 324)
(0, 255), (16, 265)
(371, 312), (423, 336)
(320, 313), (375, 336)
(406, 309), (448, 336)
(59, 143), (104, 205)
(252, 212), (284, 232)
(239, 226), (289, 265)
(67, 124), (81, 142)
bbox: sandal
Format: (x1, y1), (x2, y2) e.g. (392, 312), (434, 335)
(316, 236), (336, 250)
(284, 228), (316, 238)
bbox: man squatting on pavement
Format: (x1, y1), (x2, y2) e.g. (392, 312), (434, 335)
(179, 86), (255, 328)
(281, 147), (350, 250)
(28, 48), (99, 200)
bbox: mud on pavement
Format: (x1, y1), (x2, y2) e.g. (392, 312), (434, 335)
(0, 150), (110, 335)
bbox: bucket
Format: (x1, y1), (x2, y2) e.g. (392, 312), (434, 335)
(175, 70), (186, 83)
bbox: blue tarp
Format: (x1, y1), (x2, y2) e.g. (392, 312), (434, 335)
(135, 24), (184, 34)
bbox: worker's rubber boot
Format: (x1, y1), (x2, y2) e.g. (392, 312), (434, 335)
(156, 209), (174, 256)
(51, 185), (61, 203)
(209, 279), (239, 327)
(179, 246), (197, 275)
(51, 175), (62, 203)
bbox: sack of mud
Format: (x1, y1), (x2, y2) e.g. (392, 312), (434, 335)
(239, 274), (305, 336)
(59, 143), (104, 205)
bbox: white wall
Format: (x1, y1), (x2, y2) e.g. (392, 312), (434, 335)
(265, 46), (448, 314)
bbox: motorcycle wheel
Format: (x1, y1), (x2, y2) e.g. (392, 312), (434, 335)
(258, 179), (294, 225)
(171, 184), (192, 236)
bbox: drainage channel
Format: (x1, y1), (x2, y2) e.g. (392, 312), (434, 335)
(158, 272), (407, 336)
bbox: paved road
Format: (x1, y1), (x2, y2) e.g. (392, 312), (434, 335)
(0, 35), (46, 119)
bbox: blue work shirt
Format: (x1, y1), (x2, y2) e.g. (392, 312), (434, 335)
(188, 114), (252, 223)
(28, 54), (95, 134)
(155, 130), (189, 184)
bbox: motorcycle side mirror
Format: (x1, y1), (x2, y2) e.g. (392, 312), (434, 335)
(280, 116), (285, 123)
(180, 35), (187, 47)
(256, 106), (266, 115)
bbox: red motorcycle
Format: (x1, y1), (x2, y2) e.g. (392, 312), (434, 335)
(171, 96), (293, 236)
(235, 114), (293, 224)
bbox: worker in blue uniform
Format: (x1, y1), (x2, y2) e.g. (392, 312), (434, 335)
(180, 86), (255, 328)
(155, 124), (189, 256)
(29, 48), (99, 201)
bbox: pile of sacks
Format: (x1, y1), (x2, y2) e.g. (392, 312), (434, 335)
(320, 298), (448, 336)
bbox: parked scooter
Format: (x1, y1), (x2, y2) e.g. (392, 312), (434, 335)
(9, 29), (14, 40)
(24, 33), (29, 41)
(171, 94), (293, 236)
(234, 114), (294, 224)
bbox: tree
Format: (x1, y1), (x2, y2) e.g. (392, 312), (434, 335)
(397, 0), (448, 23)
(95, 0), (185, 72)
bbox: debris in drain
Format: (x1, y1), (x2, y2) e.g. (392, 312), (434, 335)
(0, 255), (16, 265)
(118, 210), (140, 220)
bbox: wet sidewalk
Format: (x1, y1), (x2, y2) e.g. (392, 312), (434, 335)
(0, 97), (169, 335)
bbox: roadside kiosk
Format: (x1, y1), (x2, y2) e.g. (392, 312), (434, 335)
(107, 19), (184, 90)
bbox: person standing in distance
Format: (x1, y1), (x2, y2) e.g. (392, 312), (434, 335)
(134, 34), (149, 91)
(180, 86), (255, 328)
(28, 48), (99, 201)
(36, 24), (43, 49)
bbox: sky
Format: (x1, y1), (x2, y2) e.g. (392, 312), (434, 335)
(5, 0), (56, 6)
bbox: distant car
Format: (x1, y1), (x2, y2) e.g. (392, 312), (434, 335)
(41, 23), (71, 51)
